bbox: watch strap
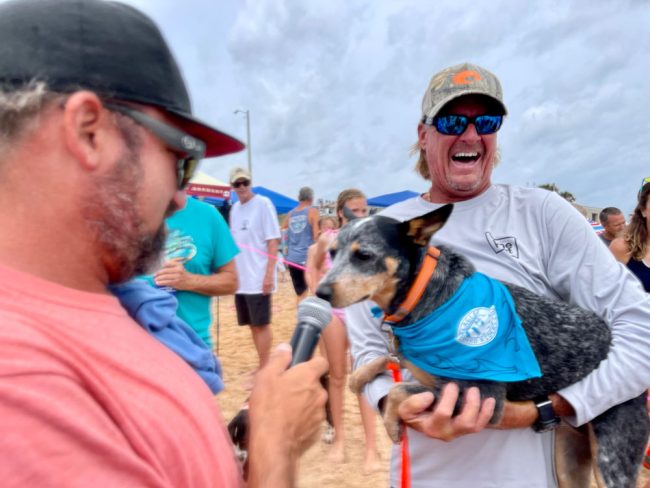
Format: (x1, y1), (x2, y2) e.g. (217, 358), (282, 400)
(532, 395), (560, 433)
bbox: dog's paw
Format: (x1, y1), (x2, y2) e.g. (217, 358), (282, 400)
(384, 414), (403, 444)
(382, 394), (404, 444)
(382, 382), (431, 443)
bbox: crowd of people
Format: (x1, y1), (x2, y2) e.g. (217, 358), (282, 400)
(0, 1), (325, 486)
(1, 1), (650, 487)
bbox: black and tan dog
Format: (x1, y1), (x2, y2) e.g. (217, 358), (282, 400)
(315, 204), (648, 488)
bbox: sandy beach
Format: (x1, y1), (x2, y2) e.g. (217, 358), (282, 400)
(213, 277), (391, 487)
(212, 279), (649, 487)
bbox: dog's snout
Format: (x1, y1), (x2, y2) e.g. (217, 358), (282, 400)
(315, 283), (333, 303)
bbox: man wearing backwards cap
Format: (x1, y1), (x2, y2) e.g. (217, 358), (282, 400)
(346, 62), (650, 487)
(0, 1), (327, 487)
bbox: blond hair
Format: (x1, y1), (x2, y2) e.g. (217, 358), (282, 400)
(319, 215), (338, 230)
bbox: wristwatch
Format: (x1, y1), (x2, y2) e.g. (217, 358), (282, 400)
(532, 396), (561, 433)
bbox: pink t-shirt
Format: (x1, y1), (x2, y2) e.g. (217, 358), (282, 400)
(0, 264), (242, 487)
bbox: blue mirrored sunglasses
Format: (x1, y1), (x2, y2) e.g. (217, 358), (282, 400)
(422, 114), (503, 136)
(105, 102), (205, 189)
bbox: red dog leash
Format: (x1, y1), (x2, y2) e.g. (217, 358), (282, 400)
(387, 361), (411, 488)
(381, 247), (441, 488)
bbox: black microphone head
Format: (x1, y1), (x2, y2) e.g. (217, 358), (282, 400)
(297, 296), (332, 330)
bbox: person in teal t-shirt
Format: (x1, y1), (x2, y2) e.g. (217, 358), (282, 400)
(150, 197), (239, 348)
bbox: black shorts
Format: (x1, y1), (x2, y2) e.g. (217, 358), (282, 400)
(234, 293), (271, 326)
(288, 265), (308, 296)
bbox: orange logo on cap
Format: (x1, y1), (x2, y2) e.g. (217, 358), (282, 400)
(452, 70), (481, 85)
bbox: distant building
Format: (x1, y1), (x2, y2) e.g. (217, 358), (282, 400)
(317, 199), (336, 216)
(572, 203), (604, 222)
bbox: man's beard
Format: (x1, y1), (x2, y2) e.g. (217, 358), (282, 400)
(82, 146), (177, 285)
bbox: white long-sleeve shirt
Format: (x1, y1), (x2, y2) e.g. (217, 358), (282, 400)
(346, 184), (650, 488)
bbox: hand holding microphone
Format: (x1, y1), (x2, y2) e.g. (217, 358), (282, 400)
(289, 296), (333, 366)
(229, 297), (331, 482)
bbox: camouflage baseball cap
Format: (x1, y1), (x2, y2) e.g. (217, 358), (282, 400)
(421, 63), (507, 124)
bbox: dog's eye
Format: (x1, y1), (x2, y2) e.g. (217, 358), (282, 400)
(329, 249), (337, 260)
(353, 249), (373, 261)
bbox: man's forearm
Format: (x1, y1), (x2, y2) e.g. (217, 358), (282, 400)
(491, 394), (575, 429)
(178, 261), (238, 296)
(265, 239), (279, 277)
(310, 208), (319, 242)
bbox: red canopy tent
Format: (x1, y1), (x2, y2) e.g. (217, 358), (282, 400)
(185, 171), (231, 200)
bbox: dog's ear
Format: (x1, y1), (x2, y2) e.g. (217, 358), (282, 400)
(404, 204), (453, 246)
(341, 206), (359, 222)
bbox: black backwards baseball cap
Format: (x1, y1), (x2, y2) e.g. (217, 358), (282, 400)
(0, 0), (245, 158)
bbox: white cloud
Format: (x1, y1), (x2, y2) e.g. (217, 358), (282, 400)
(122, 0), (650, 212)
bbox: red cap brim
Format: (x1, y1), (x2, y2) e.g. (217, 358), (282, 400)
(168, 109), (246, 158)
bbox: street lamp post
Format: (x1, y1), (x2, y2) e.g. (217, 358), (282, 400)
(234, 109), (252, 178)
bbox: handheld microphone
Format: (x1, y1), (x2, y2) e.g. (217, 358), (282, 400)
(227, 296), (332, 453)
(289, 296), (333, 367)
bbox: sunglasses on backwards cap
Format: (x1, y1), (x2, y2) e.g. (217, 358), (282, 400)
(105, 102), (205, 190)
(422, 114), (503, 136)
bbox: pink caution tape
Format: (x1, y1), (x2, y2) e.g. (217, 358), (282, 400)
(236, 242), (308, 271)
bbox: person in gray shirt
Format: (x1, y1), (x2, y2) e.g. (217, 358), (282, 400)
(346, 62), (650, 488)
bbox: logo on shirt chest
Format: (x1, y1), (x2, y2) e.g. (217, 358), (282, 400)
(165, 229), (197, 262)
(485, 232), (519, 258)
(289, 214), (307, 234)
(456, 305), (499, 346)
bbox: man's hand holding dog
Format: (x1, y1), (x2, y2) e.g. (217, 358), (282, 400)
(397, 383), (496, 442)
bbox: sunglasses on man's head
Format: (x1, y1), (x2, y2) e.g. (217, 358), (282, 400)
(232, 179), (250, 188)
(422, 114), (503, 136)
(104, 102), (205, 190)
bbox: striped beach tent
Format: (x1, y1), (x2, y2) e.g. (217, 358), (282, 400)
(589, 220), (604, 234)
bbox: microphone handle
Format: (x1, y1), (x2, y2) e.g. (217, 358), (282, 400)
(288, 323), (322, 367)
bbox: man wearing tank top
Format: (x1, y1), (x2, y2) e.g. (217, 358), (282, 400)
(285, 187), (320, 304)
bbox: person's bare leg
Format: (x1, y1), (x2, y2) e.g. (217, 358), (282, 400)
(250, 324), (273, 367)
(321, 315), (347, 462)
(357, 392), (382, 474)
(317, 341), (335, 443)
(296, 290), (308, 306)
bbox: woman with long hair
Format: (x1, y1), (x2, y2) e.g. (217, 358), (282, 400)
(304, 216), (338, 294)
(311, 189), (381, 472)
(610, 183), (650, 292)
(610, 183), (650, 488)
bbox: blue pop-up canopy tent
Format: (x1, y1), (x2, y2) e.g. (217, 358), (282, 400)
(189, 195), (226, 207)
(231, 186), (298, 215)
(367, 190), (419, 208)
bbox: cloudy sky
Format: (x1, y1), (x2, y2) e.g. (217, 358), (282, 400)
(125, 0), (650, 214)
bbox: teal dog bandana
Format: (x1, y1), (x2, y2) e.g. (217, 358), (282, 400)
(392, 272), (541, 382)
